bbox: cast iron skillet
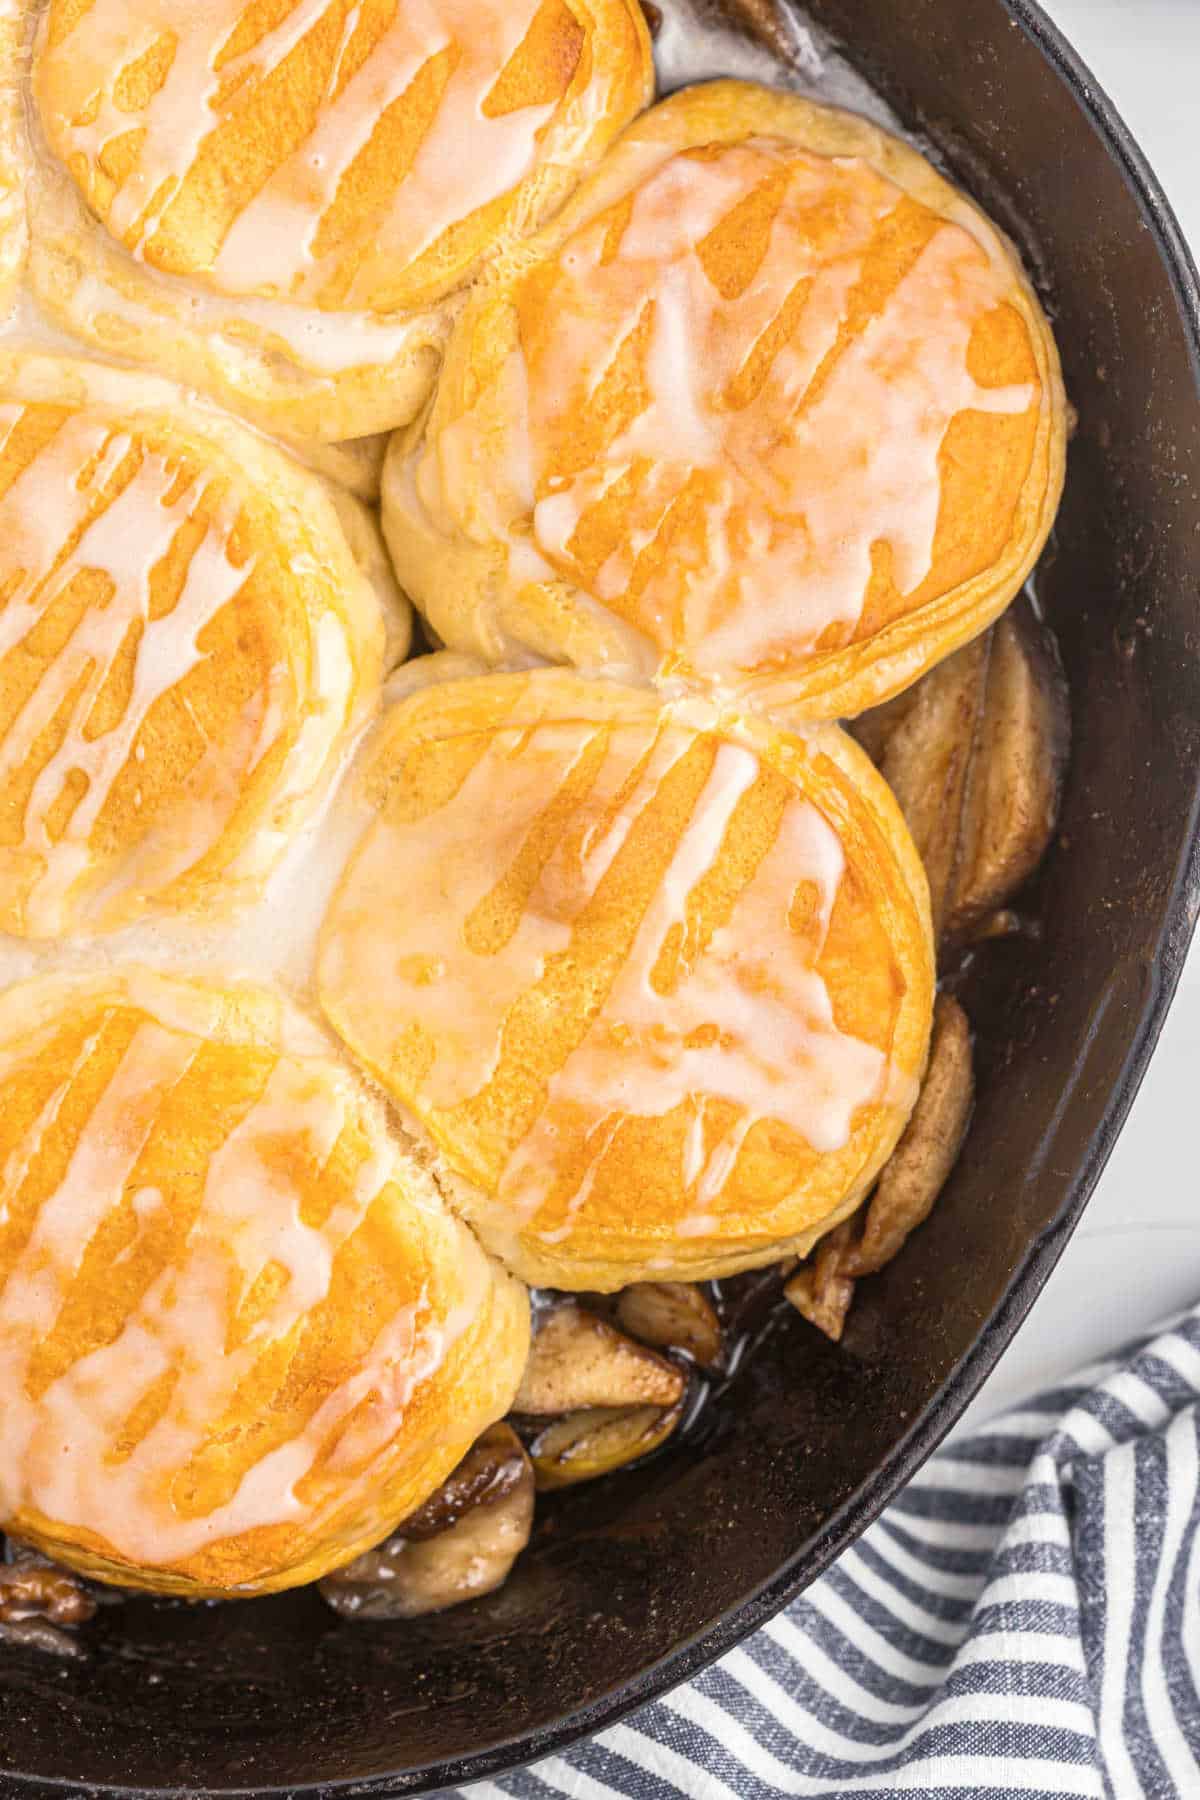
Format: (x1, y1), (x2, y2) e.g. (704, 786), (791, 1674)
(4, 0), (1200, 1791)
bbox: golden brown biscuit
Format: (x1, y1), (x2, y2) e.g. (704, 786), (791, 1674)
(383, 79), (1067, 716)
(318, 670), (934, 1289)
(13, 0), (654, 444)
(0, 351), (407, 939)
(0, 968), (529, 1597)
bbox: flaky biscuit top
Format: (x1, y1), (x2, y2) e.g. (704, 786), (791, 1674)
(0, 969), (529, 1594)
(33, 0), (652, 313)
(318, 672), (934, 1289)
(0, 353), (401, 938)
(387, 82), (1066, 714)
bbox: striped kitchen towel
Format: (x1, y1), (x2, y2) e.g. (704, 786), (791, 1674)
(460, 1302), (1200, 1799)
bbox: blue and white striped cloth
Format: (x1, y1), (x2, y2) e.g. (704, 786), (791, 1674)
(460, 1303), (1200, 1798)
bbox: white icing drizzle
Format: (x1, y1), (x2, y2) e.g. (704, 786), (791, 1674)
(0, 407), (258, 929)
(0, 400), (372, 936)
(502, 740), (887, 1237)
(320, 717), (898, 1238)
(0, 977), (479, 1567)
(54, 252), (438, 377)
(322, 725), (575, 1109)
(423, 136), (1036, 676)
(319, 718), (695, 1109)
(15, 30), (451, 382)
(35, 0), (567, 307)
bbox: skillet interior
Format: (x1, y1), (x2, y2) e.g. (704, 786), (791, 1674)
(3, 0), (1200, 1791)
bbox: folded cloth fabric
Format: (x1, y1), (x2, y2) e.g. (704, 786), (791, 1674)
(459, 1304), (1200, 1799)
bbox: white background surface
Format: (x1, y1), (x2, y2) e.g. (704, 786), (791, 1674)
(953, 0), (1200, 1431)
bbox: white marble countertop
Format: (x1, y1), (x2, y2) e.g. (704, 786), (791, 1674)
(953, 0), (1200, 1431)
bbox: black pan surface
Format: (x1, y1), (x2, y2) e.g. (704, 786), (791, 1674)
(3, 0), (1200, 1792)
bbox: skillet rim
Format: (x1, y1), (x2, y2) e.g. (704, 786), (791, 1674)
(5, 0), (1200, 1792)
(355, 2), (1200, 1787)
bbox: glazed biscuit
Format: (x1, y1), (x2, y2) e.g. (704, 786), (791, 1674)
(0, 969), (530, 1596)
(383, 79), (1067, 717)
(318, 670), (935, 1289)
(0, 352), (406, 938)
